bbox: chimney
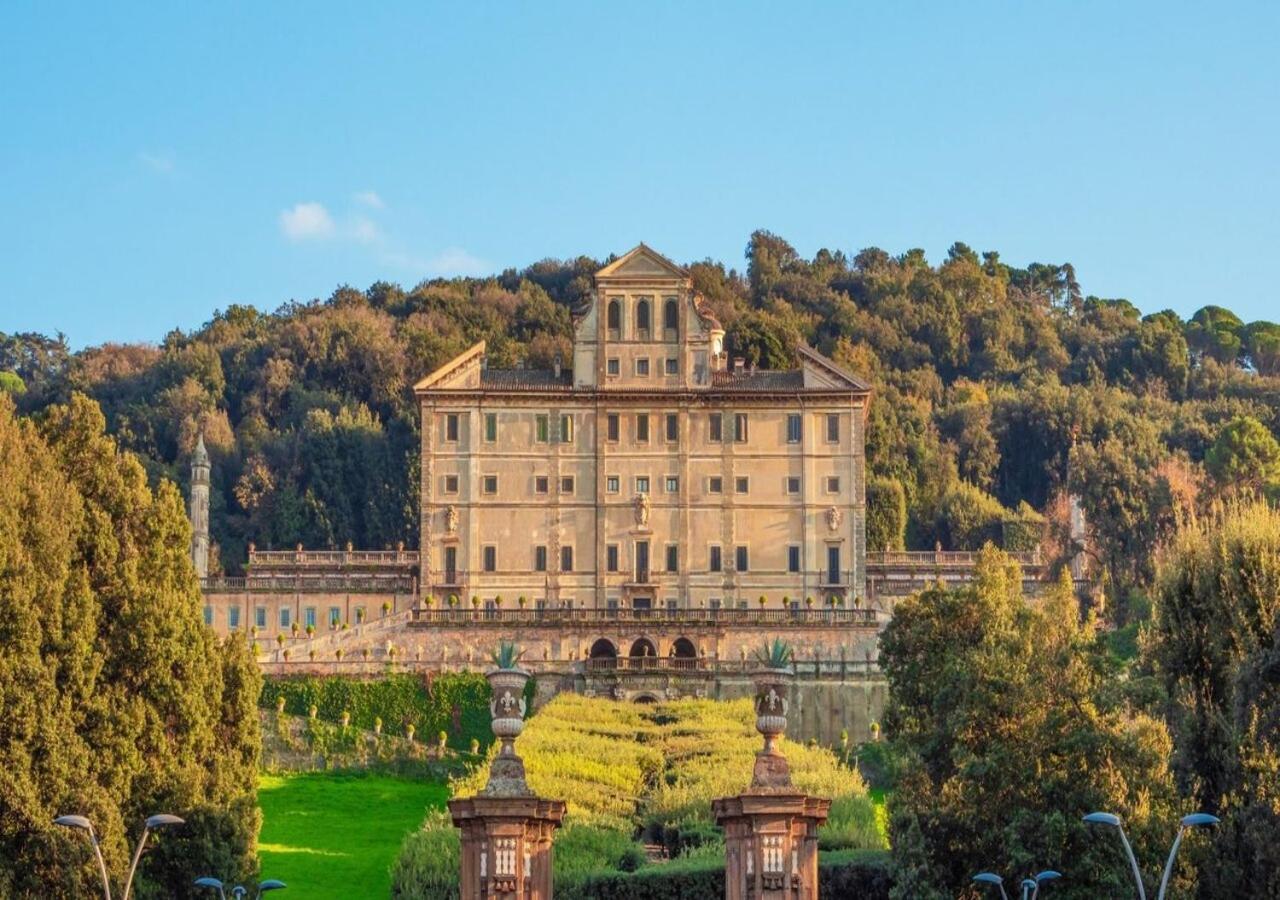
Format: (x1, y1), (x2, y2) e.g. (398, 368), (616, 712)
(553, 355), (562, 379)
(733, 357), (746, 374)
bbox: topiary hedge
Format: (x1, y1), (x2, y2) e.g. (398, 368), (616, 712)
(867, 476), (907, 552)
(259, 672), (527, 750)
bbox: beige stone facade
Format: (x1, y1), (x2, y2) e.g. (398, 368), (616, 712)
(415, 245), (871, 614)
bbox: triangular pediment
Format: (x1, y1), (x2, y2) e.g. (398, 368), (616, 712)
(413, 341), (486, 392)
(796, 343), (871, 391)
(595, 243), (688, 281)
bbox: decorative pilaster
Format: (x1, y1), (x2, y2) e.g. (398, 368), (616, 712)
(189, 433), (210, 579)
(449, 655), (565, 900)
(713, 656), (830, 900)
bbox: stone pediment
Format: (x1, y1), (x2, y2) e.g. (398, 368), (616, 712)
(595, 243), (688, 282)
(413, 341), (486, 392)
(796, 344), (871, 392)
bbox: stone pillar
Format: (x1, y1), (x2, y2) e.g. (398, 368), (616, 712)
(449, 663), (565, 900)
(713, 663), (830, 900)
(189, 432), (210, 579)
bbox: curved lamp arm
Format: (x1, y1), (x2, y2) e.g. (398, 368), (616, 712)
(1157, 814), (1219, 900)
(973, 873), (1010, 900)
(54, 816), (112, 900)
(1084, 813), (1145, 900)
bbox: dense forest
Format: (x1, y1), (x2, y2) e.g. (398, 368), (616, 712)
(3, 231), (1279, 615)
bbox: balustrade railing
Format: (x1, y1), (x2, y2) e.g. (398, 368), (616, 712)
(201, 574), (415, 593)
(410, 607), (877, 627)
(248, 548), (419, 568)
(867, 549), (1041, 567)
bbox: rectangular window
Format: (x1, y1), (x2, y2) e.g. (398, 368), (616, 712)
(636, 414), (650, 443)
(535, 476), (549, 494)
(787, 476), (801, 494)
(607, 544), (619, 572)
(667, 598), (678, 613)
(827, 414), (840, 443)
(328, 606), (341, 627)
(483, 475), (498, 495)
(735, 476), (749, 494)
(734, 413), (748, 443)
(665, 413), (678, 442)
(560, 476), (574, 494)
(607, 358), (620, 376)
(203, 605), (213, 626)
(305, 607), (317, 628)
(636, 358), (650, 376)
(606, 475), (620, 493)
(665, 544), (678, 572)
(255, 606), (267, 629)
(536, 415), (549, 442)
(607, 597), (619, 613)
(483, 546), (497, 572)
(635, 476), (650, 494)
(709, 545), (723, 572)
(665, 475), (679, 493)
(228, 606), (240, 629)
(444, 474), (459, 493)
(484, 412), (497, 442)
(534, 546), (547, 572)
(735, 545), (749, 572)
(826, 476), (841, 493)
(607, 414), (620, 442)
(446, 413), (460, 442)
(708, 476), (723, 494)
(445, 547), (458, 580)
(280, 608), (291, 628)
(788, 545), (801, 573)
(560, 546), (573, 572)
(559, 415), (573, 443)
(709, 597), (722, 611)
(709, 413), (722, 442)
(787, 414), (802, 443)
(827, 546), (841, 583)
(665, 357), (678, 375)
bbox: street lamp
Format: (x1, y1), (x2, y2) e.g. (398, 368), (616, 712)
(975, 869), (1060, 900)
(973, 872), (1009, 900)
(55, 812), (183, 900)
(1030, 870), (1061, 899)
(1083, 811), (1219, 900)
(195, 876), (287, 900)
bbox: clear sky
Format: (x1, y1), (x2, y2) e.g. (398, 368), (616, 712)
(2, 1), (1277, 349)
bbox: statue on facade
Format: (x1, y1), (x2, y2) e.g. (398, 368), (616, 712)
(445, 504), (458, 534)
(826, 505), (842, 532)
(633, 492), (651, 527)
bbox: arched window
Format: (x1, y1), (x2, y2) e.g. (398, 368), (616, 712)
(607, 299), (621, 332)
(664, 298), (679, 332)
(636, 299), (651, 335)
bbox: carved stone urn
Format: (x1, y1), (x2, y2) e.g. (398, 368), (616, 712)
(750, 663), (794, 790)
(482, 665), (533, 797)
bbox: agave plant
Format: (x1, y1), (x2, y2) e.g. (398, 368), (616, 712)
(490, 640), (525, 669)
(754, 638), (794, 669)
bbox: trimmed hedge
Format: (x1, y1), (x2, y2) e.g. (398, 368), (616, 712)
(867, 476), (908, 552)
(556, 849), (892, 899)
(259, 672), (522, 750)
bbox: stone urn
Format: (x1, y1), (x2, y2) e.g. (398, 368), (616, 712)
(750, 663), (795, 790)
(483, 665), (533, 797)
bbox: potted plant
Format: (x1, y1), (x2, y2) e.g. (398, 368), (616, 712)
(484, 641), (532, 795)
(291, 621), (299, 637)
(308, 704), (318, 720)
(518, 595), (527, 609)
(335, 648), (344, 662)
(388, 645), (398, 661)
(494, 595), (504, 609)
(340, 710), (351, 728)
(471, 595), (480, 609)
(381, 601), (392, 617)
(437, 730), (448, 753)
(308, 648), (316, 662)
(276, 633), (285, 648)
(276, 695), (287, 714)
(406, 723), (416, 743)
(282, 648), (291, 661)
(423, 595), (435, 609)
(306, 623), (315, 638)
(448, 594), (459, 608)
(470, 738), (480, 755)
(750, 638), (795, 788)
(374, 716), (383, 736)
(781, 595), (790, 608)
(356, 607), (366, 624)
(805, 595), (814, 609)
(758, 595), (767, 609)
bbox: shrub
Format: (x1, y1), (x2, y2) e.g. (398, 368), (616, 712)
(867, 476), (907, 551)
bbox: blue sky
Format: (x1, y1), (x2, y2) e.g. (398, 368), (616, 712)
(2, 1), (1277, 349)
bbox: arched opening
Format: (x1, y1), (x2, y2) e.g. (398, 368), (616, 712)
(671, 637), (698, 670)
(588, 638), (617, 670)
(607, 299), (621, 333)
(664, 298), (679, 332)
(636, 299), (651, 336)
(632, 693), (659, 704)
(629, 637), (656, 658)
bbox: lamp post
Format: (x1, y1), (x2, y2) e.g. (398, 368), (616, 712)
(195, 877), (286, 900)
(55, 812), (184, 900)
(974, 869), (1060, 900)
(1083, 811), (1219, 900)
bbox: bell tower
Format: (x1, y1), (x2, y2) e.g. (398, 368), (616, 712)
(190, 432), (210, 579)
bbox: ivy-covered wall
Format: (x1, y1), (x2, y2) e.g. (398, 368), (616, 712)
(259, 672), (528, 750)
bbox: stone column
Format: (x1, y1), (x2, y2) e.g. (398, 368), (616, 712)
(449, 664), (565, 900)
(713, 664), (830, 900)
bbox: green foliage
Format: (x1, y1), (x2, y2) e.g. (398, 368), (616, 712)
(867, 476), (907, 551)
(0, 370), (25, 395)
(1186, 305), (1244, 365)
(1001, 500), (1045, 552)
(1245, 320), (1280, 376)
(259, 672), (500, 749)
(879, 548), (1183, 899)
(0, 394), (259, 897)
(936, 480), (1009, 549)
(754, 637), (794, 668)
(1151, 500), (1280, 896)
(1204, 415), (1280, 493)
(490, 640), (525, 669)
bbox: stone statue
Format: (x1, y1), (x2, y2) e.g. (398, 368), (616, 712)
(633, 492), (651, 527)
(445, 504), (458, 534)
(826, 505), (842, 532)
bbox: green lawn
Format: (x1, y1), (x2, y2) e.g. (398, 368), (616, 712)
(258, 772), (448, 899)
